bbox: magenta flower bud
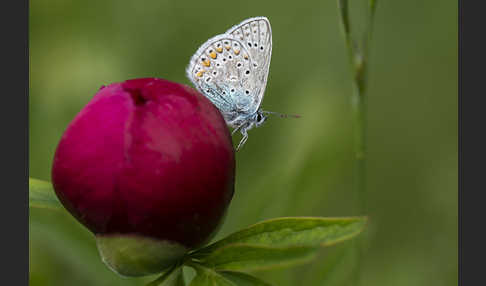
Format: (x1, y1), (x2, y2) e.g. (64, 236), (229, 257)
(51, 78), (235, 276)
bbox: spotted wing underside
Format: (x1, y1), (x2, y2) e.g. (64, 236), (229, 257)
(225, 17), (272, 111)
(186, 34), (261, 119)
(186, 17), (272, 121)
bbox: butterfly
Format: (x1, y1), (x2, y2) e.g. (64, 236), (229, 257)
(186, 16), (298, 151)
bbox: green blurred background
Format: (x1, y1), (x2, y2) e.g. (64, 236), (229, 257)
(29, 0), (457, 285)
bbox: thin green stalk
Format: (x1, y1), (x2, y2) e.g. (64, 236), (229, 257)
(337, 0), (377, 285)
(351, 78), (367, 213)
(338, 0), (373, 222)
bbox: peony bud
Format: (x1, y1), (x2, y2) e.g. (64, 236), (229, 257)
(52, 78), (235, 276)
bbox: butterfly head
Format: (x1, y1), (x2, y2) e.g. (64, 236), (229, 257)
(254, 110), (267, 127)
(250, 110), (301, 129)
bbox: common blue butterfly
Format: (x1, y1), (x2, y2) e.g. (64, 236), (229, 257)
(186, 17), (298, 150)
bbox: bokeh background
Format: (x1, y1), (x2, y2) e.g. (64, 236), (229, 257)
(29, 0), (457, 285)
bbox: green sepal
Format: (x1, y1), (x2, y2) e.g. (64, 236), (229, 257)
(96, 234), (188, 277)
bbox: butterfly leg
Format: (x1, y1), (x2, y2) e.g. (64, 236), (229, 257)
(230, 118), (246, 135)
(231, 124), (242, 136)
(236, 127), (249, 151)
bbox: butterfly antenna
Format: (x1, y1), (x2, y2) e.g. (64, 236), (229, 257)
(262, 111), (301, 119)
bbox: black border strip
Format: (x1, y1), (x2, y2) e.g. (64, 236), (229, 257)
(1, 0), (29, 284)
(459, 1), (486, 285)
(458, 0), (462, 285)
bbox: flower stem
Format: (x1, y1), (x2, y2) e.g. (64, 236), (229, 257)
(337, 0), (377, 284)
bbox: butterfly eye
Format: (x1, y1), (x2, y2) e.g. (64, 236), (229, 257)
(257, 113), (262, 122)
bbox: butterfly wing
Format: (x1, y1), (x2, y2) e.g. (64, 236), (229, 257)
(225, 17), (272, 111)
(186, 33), (262, 123)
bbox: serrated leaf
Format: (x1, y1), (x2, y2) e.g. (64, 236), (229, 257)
(198, 244), (318, 272)
(146, 266), (185, 286)
(188, 265), (271, 286)
(219, 271), (272, 286)
(29, 178), (62, 210)
(193, 217), (367, 258)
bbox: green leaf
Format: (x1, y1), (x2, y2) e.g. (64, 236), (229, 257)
(193, 217), (367, 258)
(197, 244), (317, 272)
(188, 264), (271, 286)
(29, 178), (62, 210)
(188, 264), (233, 286)
(146, 266), (185, 286)
(219, 271), (272, 286)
